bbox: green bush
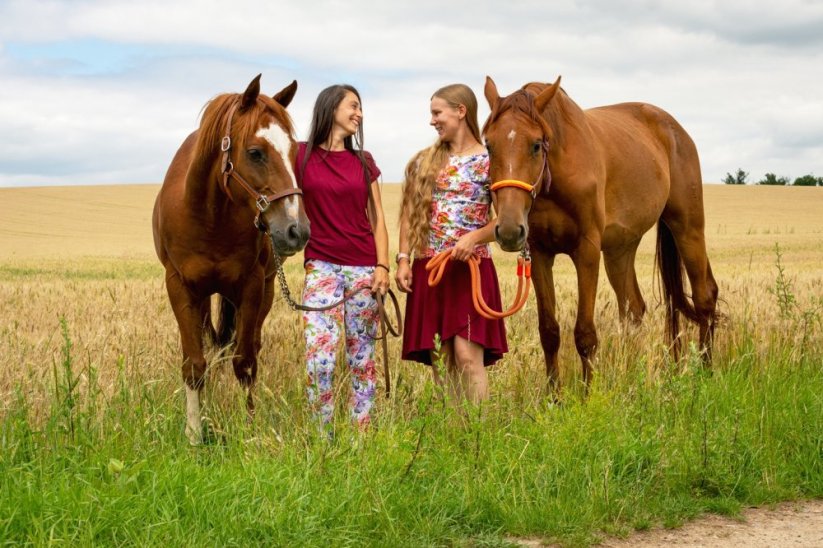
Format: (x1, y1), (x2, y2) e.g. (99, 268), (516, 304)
(723, 168), (748, 185)
(757, 173), (790, 185)
(792, 174), (822, 186)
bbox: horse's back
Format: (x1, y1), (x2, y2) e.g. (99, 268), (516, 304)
(588, 102), (699, 178)
(585, 102), (701, 243)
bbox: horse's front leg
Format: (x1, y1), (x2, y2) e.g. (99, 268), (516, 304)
(571, 236), (601, 389)
(232, 271), (269, 417)
(165, 269), (208, 444)
(530, 249), (561, 392)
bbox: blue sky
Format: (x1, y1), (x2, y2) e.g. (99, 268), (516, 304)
(1, 0), (822, 186)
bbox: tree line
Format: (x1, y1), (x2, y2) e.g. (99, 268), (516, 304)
(724, 169), (822, 186)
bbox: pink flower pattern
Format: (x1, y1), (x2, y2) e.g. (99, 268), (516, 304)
(425, 153), (492, 258)
(303, 260), (378, 432)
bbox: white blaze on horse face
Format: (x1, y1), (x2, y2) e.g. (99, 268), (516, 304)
(507, 130), (517, 175)
(257, 124), (300, 220)
(185, 385), (202, 445)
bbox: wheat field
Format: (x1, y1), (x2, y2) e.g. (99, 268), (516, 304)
(0, 184), (820, 411)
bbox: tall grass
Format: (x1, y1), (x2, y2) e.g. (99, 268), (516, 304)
(1, 241), (821, 546)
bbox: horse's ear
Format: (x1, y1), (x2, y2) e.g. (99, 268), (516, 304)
(273, 80), (298, 108)
(241, 74), (262, 111)
(534, 76), (561, 112)
(484, 76), (500, 110)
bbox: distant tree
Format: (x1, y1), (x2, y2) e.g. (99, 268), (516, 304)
(723, 168), (748, 185)
(758, 173), (790, 185)
(792, 174), (822, 186)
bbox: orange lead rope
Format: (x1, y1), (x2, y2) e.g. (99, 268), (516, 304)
(425, 248), (532, 320)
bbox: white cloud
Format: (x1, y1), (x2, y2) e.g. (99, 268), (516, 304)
(1, 0), (822, 186)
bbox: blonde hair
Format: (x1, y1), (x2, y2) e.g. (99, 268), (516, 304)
(401, 83), (482, 255)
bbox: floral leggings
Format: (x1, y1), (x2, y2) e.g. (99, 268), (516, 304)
(302, 259), (378, 429)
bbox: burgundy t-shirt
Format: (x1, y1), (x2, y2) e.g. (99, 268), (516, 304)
(295, 143), (381, 266)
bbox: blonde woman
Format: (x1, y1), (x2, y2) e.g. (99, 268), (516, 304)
(395, 83), (508, 403)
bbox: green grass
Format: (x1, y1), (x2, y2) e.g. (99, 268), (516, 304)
(1, 320), (821, 546)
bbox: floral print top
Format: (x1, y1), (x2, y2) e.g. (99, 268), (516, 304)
(425, 153), (492, 258)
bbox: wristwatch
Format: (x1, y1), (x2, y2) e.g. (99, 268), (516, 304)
(395, 252), (410, 264)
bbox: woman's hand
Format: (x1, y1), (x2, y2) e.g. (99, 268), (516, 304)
(372, 266), (390, 296)
(451, 231), (479, 262)
(395, 260), (413, 293)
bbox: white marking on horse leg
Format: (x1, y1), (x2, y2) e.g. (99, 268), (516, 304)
(185, 386), (202, 445)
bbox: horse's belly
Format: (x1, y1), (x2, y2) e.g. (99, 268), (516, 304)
(175, 255), (259, 296)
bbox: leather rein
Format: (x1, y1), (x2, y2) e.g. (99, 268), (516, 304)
(271, 250), (402, 398)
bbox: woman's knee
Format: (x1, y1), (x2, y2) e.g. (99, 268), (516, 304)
(453, 337), (483, 372)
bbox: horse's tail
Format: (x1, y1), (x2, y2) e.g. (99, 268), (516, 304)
(655, 220), (700, 357)
(214, 295), (237, 347)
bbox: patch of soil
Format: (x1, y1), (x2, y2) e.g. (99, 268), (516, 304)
(602, 499), (823, 547)
(513, 499), (823, 547)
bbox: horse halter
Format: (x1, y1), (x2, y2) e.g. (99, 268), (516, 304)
(488, 139), (551, 199)
(219, 99), (303, 232)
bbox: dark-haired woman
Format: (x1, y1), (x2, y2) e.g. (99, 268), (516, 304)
(295, 85), (389, 434)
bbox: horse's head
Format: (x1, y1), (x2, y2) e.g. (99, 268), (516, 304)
(482, 76), (561, 252)
(206, 75), (310, 257)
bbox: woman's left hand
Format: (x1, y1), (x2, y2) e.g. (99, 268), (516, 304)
(371, 266), (390, 295)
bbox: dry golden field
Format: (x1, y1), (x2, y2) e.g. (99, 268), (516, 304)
(0, 184), (821, 418)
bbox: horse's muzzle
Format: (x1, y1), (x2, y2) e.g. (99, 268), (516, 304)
(270, 221), (310, 256)
(495, 223), (527, 252)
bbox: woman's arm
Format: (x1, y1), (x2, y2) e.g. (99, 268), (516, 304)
(395, 208), (413, 293)
(369, 180), (390, 295)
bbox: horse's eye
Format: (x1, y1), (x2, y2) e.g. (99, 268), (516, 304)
(531, 141), (542, 156)
(247, 148), (265, 163)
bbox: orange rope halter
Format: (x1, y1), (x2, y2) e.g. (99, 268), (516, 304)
(489, 179), (536, 193)
(425, 248), (532, 320)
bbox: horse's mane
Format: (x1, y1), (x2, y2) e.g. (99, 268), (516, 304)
(194, 93), (295, 161)
(483, 88), (549, 135)
(483, 83), (579, 142)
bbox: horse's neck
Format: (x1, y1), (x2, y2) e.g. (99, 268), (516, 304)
(547, 93), (591, 151)
(184, 148), (231, 221)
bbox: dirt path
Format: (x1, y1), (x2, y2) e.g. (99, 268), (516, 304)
(513, 500), (823, 547)
(600, 499), (823, 547)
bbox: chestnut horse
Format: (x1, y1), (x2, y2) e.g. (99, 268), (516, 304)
(483, 76), (718, 389)
(153, 75), (310, 443)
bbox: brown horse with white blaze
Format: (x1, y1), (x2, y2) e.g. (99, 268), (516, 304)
(153, 75), (310, 443)
(483, 76), (718, 389)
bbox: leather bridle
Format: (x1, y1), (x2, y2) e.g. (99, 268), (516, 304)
(219, 100), (303, 232)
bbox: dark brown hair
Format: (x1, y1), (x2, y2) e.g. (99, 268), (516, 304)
(300, 84), (372, 185)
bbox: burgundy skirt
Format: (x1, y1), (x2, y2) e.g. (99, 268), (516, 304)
(402, 256), (508, 366)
